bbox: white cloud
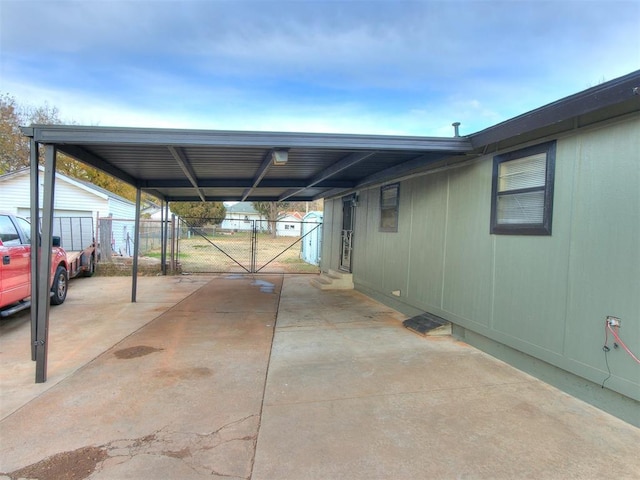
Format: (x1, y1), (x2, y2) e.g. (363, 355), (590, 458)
(1, 1), (638, 137)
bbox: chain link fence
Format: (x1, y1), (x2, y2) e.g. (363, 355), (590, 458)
(92, 216), (322, 275)
(97, 217), (171, 262)
(176, 217), (321, 274)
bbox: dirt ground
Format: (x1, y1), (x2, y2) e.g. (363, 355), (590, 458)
(176, 234), (319, 274)
(97, 234), (320, 276)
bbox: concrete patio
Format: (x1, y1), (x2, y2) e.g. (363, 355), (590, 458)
(1, 274), (639, 479)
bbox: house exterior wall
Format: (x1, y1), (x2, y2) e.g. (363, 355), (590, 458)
(105, 197), (135, 219)
(100, 197), (138, 256)
(0, 170), (108, 221)
(220, 213), (263, 231)
(322, 115), (640, 412)
(1, 169), (142, 255)
(220, 203), (265, 231)
(320, 198), (342, 272)
(275, 215), (302, 237)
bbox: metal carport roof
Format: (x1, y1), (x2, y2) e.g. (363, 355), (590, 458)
(19, 126), (474, 203)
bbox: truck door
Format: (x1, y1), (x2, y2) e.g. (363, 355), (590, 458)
(0, 215), (31, 306)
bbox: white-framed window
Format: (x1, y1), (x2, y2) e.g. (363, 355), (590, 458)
(380, 183), (400, 232)
(490, 141), (556, 235)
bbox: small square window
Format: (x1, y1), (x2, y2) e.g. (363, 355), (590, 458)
(490, 141), (556, 235)
(380, 183), (399, 232)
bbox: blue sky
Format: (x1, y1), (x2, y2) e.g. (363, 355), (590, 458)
(1, 0), (638, 136)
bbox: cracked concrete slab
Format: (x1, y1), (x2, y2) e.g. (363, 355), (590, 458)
(0, 275), (280, 479)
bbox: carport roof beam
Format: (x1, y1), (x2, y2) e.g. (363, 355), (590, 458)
(242, 149), (276, 201)
(167, 146), (205, 202)
(279, 151), (376, 202)
(140, 178), (355, 189)
(51, 144), (139, 188)
(21, 125), (473, 151)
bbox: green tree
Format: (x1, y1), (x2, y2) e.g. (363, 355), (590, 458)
(0, 94), (142, 202)
(287, 200), (324, 213)
(0, 94), (30, 173)
(252, 202), (290, 236)
(170, 202), (226, 227)
(1, 94), (70, 173)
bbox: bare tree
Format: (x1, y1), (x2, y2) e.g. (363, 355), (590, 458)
(252, 202), (290, 237)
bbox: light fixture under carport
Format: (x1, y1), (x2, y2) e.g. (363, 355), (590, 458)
(271, 149), (288, 166)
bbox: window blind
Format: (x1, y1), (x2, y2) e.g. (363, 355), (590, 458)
(498, 153), (546, 192)
(496, 190), (545, 224)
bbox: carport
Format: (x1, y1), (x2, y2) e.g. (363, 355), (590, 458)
(20, 125), (473, 382)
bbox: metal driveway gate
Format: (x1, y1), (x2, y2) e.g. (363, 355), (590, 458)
(176, 217), (322, 274)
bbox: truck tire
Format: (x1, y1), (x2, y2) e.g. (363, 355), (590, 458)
(50, 266), (68, 305)
(83, 254), (95, 277)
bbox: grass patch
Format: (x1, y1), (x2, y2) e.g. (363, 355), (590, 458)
(145, 252), (188, 259)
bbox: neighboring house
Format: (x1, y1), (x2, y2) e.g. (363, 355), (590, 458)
(142, 204), (174, 221)
(220, 202), (265, 231)
(275, 212), (303, 237)
(0, 166), (136, 255)
(320, 78), (640, 424)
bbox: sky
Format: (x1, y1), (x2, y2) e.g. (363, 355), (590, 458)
(1, 0), (639, 137)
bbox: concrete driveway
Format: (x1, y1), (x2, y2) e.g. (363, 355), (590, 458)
(1, 274), (639, 480)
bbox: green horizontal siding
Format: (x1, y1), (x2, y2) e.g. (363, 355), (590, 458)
(322, 115), (640, 404)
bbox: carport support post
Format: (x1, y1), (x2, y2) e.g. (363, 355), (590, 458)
(163, 201), (169, 275)
(131, 188), (141, 302)
(29, 139), (40, 362)
(35, 144), (57, 383)
(159, 200), (164, 275)
(170, 214), (176, 274)
(160, 200), (168, 275)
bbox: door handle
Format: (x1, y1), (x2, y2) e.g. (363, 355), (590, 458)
(2, 255), (9, 265)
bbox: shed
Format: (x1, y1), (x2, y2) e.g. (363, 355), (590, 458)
(300, 211), (323, 266)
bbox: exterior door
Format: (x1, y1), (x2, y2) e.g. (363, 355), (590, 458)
(339, 196), (355, 272)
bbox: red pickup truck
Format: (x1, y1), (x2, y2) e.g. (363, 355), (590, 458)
(0, 213), (69, 317)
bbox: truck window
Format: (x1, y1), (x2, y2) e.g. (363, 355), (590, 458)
(14, 217), (31, 244)
(0, 215), (21, 246)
